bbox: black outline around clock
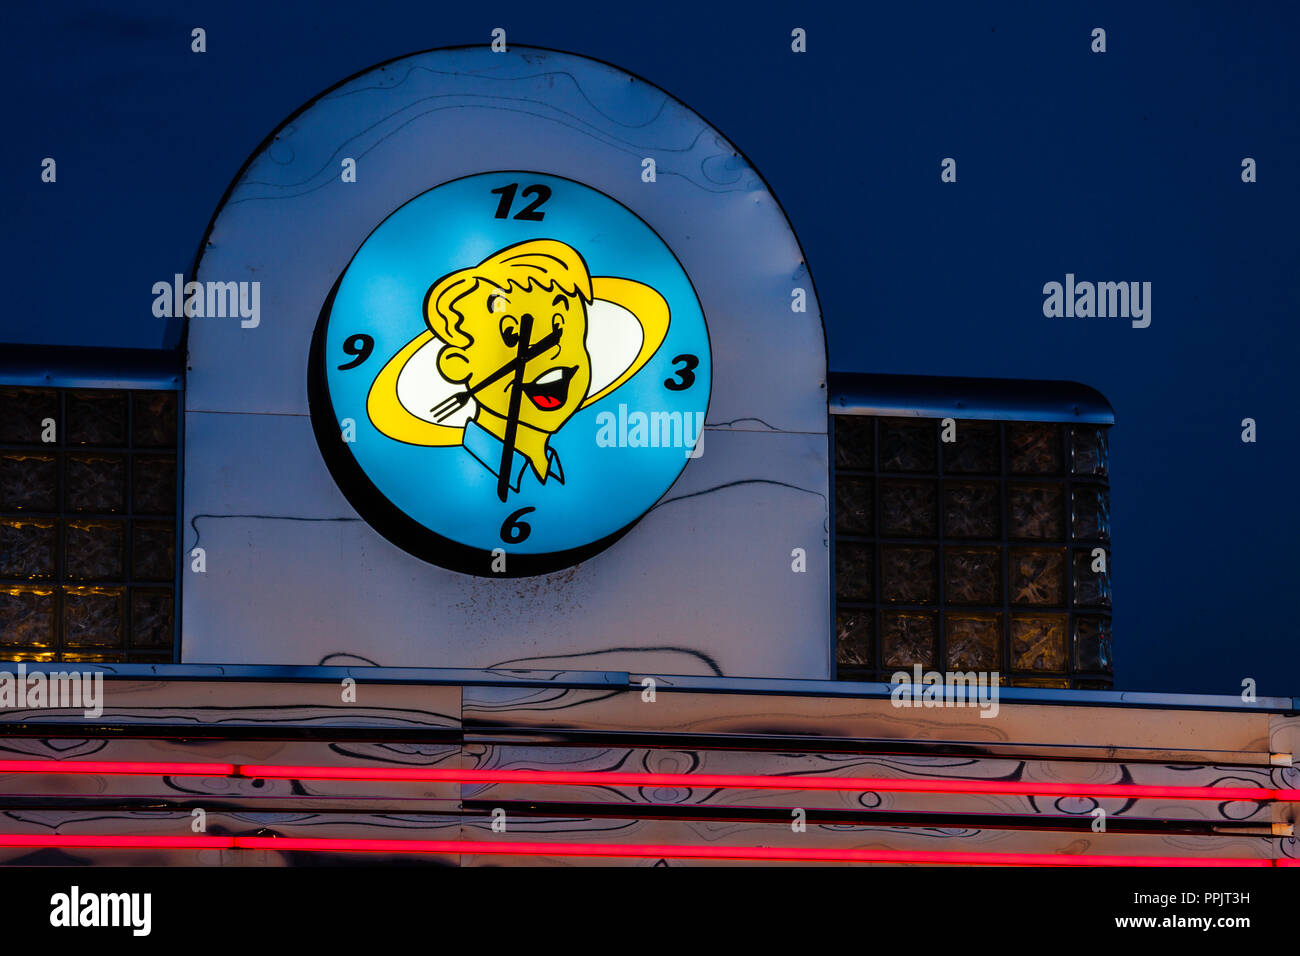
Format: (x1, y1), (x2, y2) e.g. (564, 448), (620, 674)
(305, 170), (714, 579)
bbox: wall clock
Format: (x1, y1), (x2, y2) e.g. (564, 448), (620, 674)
(308, 170), (712, 577)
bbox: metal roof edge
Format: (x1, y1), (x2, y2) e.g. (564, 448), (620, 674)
(638, 673), (1296, 713)
(0, 663), (1290, 714)
(0, 662), (627, 689)
(828, 371), (1115, 425)
(0, 343), (184, 390)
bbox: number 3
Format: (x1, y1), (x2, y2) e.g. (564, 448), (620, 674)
(664, 354), (698, 391)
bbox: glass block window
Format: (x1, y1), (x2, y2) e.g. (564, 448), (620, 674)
(833, 415), (1112, 689)
(0, 386), (178, 662)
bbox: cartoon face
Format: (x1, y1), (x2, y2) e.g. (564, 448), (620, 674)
(434, 280), (594, 436)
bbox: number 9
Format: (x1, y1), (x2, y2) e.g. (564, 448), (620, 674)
(338, 333), (374, 370)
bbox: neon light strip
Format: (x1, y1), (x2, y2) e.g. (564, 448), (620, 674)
(0, 760), (1294, 802)
(0, 835), (232, 848)
(0, 833), (1282, 866)
(0, 760), (235, 776)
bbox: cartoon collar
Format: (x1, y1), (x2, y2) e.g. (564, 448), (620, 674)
(461, 418), (565, 491)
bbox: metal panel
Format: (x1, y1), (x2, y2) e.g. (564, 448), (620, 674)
(188, 48), (824, 431)
(0, 659), (1292, 715)
(0, 678), (1292, 866)
(183, 46), (827, 674)
(829, 371), (1115, 424)
(0, 345), (183, 391)
(183, 416), (829, 675)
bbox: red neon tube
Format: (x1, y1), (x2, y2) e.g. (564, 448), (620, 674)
(0, 834), (232, 849)
(0, 833), (1282, 866)
(0, 760), (235, 776)
(230, 837), (1282, 866)
(0, 759), (1294, 802)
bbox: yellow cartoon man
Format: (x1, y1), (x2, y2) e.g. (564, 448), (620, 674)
(367, 239), (669, 497)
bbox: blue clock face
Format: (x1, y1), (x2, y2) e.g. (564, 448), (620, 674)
(308, 171), (712, 576)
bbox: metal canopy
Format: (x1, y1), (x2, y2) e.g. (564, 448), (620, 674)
(0, 344), (184, 391)
(0, 661), (1289, 713)
(830, 371), (1115, 424)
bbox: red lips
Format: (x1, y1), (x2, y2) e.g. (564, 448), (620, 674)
(522, 366), (576, 412)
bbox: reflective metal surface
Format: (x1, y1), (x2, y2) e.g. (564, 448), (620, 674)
(184, 47), (829, 675)
(830, 372), (1115, 424)
(0, 345), (182, 391)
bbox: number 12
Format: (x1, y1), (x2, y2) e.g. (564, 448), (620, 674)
(491, 183), (551, 221)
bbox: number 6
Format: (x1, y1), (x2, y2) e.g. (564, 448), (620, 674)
(500, 506), (535, 543)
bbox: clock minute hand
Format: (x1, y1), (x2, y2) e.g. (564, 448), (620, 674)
(429, 326), (561, 421)
(496, 311), (534, 503)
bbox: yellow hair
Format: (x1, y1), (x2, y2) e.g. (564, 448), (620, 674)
(424, 239), (594, 347)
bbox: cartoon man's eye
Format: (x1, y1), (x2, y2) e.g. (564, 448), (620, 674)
(551, 314), (564, 335)
(500, 318), (519, 348)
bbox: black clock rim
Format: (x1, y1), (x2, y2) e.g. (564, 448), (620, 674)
(308, 272), (654, 579)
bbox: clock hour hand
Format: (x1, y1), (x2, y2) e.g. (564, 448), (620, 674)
(496, 312), (534, 502)
(429, 326), (561, 422)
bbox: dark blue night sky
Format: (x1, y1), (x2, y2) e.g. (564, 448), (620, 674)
(5, 2), (1297, 695)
